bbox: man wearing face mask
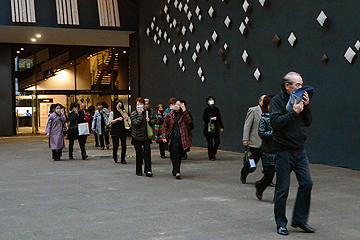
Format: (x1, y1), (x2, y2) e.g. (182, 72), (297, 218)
(240, 94), (267, 184)
(203, 96), (224, 161)
(144, 98), (158, 133)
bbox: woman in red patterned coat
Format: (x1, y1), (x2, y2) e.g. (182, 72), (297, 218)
(162, 99), (193, 179)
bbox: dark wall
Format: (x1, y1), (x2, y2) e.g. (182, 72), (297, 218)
(139, 0), (360, 169)
(0, 44), (15, 136)
(0, 0), (139, 31)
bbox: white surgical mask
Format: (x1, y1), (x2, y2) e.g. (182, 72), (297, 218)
(136, 105), (144, 111)
(209, 100), (215, 105)
(56, 109), (61, 113)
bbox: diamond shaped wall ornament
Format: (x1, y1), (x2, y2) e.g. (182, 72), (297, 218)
(157, 40), (160, 45)
(164, 5), (168, 14)
(254, 68), (261, 81)
(316, 11), (327, 27)
(344, 47), (356, 63)
(172, 44), (177, 54)
(242, 50), (248, 62)
(167, 0), (170, 3)
(164, 31), (167, 40)
(146, 28), (150, 36)
(166, 14), (170, 23)
(151, 22), (155, 30)
(173, 19), (177, 27)
(196, 43), (201, 53)
(179, 58), (183, 67)
(169, 23), (173, 29)
(174, 0), (178, 8)
(158, 29), (162, 38)
(239, 22), (246, 34)
(208, 6), (214, 17)
(245, 17), (249, 24)
(187, 11), (192, 21)
(178, 2), (183, 12)
(192, 52), (198, 62)
(198, 14), (202, 21)
(182, 26), (186, 35)
(176, 27), (180, 36)
(355, 40), (360, 51)
(224, 16), (231, 28)
(243, 0), (249, 12)
(224, 43), (228, 50)
(288, 32), (297, 47)
(153, 17), (156, 22)
(189, 22), (194, 33)
(218, 48), (225, 60)
(201, 76), (205, 83)
(156, 26), (159, 32)
(179, 43), (183, 52)
(322, 54), (328, 64)
(259, 0), (266, 7)
(184, 4), (189, 13)
(212, 31), (218, 42)
(182, 66), (186, 72)
(224, 60), (229, 67)
(153, 35), (157, 43)
(185, 41), (190, 51)
(204, 40), (210, 51)
(168, 38), (171, 44)
(272, 34), (281, 47)
(197, 67), (203, 77)
(195, 6), (201, 16)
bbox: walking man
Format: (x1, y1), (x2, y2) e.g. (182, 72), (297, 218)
(270, 72), (315, 235)
(240, 94), (266, 184)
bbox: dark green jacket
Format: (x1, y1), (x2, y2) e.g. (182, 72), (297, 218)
(130, 111), (147, 141)
(146, 108), (157, 128)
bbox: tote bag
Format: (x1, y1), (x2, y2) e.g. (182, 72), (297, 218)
(78, 123), (90, 136)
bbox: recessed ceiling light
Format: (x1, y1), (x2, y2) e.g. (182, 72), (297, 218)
(31, 38), (36, 42)
(17, 51), (20, 54)
(123, 51), (127, 54)
(36, 34), (41, 38)
(20, 48), (24, 51)
(115, 53), (119, 56)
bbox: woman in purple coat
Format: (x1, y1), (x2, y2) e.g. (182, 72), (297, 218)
(46, 103), (67, 161)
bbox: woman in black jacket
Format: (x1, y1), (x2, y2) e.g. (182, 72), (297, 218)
(203, 96), (224, 161)
(110, 100), (129, 164)
(130, 97), (153, 177)
(255, 95), (275, 200)
(67, 102), (88, 160)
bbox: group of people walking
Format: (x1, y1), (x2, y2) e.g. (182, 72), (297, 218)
(45, 71), (315, 236)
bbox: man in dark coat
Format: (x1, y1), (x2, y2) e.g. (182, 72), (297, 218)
(270, 72), (315, 235)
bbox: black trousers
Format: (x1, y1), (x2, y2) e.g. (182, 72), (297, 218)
(170, 143), (183, 175)
(206, 134), (220, 159)
(112, 135), (127, 161)
(274, 149), (313, 228)
(158, 142), (166, 156)
(255, 153), (276, 194)
(241, 147), (262, 177)
(94, 132), (99, 145)
(69, 136), (87, 157)
(133, 141), (151, 174)
(99, 131), (110, 147)
(52, 149), (62, 160)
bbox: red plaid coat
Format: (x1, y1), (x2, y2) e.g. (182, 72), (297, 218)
(162, 110), (193, 150)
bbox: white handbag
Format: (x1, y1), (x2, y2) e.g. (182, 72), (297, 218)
(78, 123), (90, 136)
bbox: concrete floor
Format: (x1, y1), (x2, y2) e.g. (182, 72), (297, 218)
(0, 135), (359, 240)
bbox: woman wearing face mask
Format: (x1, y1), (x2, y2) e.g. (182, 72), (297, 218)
(45, 103), (67, 161)
(67, 102), (88, 160)
(203, 96), (224, 161)
(130, 97), (153, 177)
(154, 104), (166, 158)
(109, 100), (129, 164)
(92, 101), (110, 150)
(164, 98), (177, 117)
(162, 99), (193, 179)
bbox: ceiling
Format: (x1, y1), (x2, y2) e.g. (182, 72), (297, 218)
(0, 25), (135, 47)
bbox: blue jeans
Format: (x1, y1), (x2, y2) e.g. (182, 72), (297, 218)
(274, 149), (313, 227)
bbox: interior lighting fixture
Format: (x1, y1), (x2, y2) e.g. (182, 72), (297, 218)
(36, 34), (41, 38)
(20, 48), (24, 51)
(17, 51), (20, 54)
(31, 38), (36, 42)
(115, 53), (119, 56)
(123, 51), (127, 54)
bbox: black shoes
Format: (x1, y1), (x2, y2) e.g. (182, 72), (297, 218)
(269, 182), (276, 187)
(82, 154), (88, 160)
(136, 173), (142, 176)
(101, 147), (105, 150)
(114, 158), (118, 163)
(277, 227), (289, 235)
(291, 221), (316, 233)
(69, 155), (73, 160)
(106, 145), (110, 149)
(255, 183), (262, 200)
(146, 171), (153, 177)
(121, 160), (127, 164)
(161, 155), (166, 159)
(240, 175), (246, 184)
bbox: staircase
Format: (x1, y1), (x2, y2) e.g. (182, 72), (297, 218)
(91, 48), (119, 90)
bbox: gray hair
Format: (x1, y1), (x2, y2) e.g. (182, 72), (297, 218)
(282, 72), (301, 90)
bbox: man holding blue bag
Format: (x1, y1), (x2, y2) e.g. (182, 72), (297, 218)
(270, 72), (315, 235)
